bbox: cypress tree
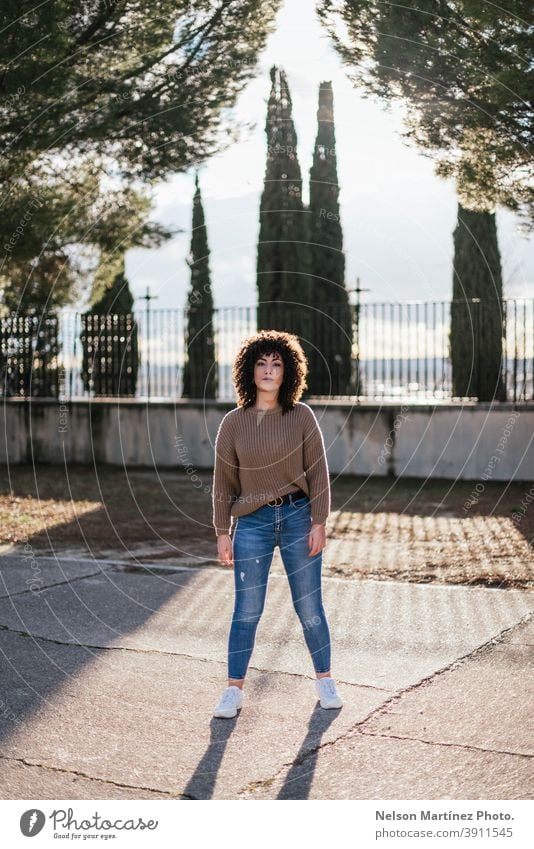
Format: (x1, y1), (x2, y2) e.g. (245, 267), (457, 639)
(81, 260), (139, 397)
(256, 66), (311, 346)
(183, 173), (217, 399)
(308, 81), (354, 396)
(450, 204), (506, 401)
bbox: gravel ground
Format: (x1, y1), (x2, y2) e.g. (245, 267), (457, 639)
(1, 464), (532, 589)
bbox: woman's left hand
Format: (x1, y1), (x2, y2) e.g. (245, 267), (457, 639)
(308, 523), (326, 556)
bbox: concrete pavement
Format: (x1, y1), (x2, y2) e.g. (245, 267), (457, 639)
(0, 553), (532, 799)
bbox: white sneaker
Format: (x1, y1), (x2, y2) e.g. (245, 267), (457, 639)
(213, 685), (244, 718)
(315, 677), (343, 709)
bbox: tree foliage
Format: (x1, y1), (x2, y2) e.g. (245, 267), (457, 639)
(183, 174), (216, 399)
(318, 0), (534, 229)
(0, 0), (281, 309)
(0, 158), (171, 312)
(256, 66), (312, 350)
(1, 0), (282, 179)
(450, 205), (506, 400)
(308, 81), (353, 395)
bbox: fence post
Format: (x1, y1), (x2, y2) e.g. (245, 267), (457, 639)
(137, 287), (158, 400)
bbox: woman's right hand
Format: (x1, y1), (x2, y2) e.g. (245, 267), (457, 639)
(217, 534), (234, 568)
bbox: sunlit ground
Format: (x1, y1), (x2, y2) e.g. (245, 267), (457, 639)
(1, 465), (532, 589)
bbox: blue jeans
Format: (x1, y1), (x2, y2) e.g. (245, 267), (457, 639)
(227, 494), (331, 679)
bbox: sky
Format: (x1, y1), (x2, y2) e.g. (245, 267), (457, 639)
(108, 0), (533, 314)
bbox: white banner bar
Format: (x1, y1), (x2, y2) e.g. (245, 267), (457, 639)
(2, 799), (532, 847)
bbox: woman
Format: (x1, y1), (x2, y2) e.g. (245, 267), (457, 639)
(212, 329), (343, 718)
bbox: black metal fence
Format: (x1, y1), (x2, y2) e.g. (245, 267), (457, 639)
(1, 299), (532, 402)
(0, 313), (60, 397)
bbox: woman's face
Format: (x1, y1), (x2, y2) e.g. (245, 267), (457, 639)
(254, 351), (284, 394)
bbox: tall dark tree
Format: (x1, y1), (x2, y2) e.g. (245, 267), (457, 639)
(183, 174), (216, 399)
(450, 205), (506, 401)
(256, 66), (311, 349)
(81, 261), (139, 397)
(319, 0), (533, 230)
(308, 81), (354, 396)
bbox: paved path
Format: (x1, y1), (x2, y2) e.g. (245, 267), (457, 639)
(0, 555), (532, 800)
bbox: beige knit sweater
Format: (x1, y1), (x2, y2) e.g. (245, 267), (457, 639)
(212, 401), (331, 536)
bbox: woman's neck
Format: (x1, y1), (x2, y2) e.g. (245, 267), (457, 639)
(252, 402), (281, 412)
(252, 391), (281, 412)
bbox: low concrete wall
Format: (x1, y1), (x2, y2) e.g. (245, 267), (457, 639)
(2, 399), (533, 481)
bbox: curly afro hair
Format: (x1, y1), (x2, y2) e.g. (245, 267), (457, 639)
(231, 329), (308, 413)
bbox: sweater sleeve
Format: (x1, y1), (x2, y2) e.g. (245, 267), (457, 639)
(212, 414), (241, 536)
(302, 406), (331, 526)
